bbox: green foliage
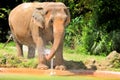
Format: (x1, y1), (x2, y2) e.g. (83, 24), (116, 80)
(0, 52), (37, 68)
(65, 15), (113, 55)
(111, 31), (120, 52)
(0, 54), (21, 67)
(65, 17), (82, 49)
(89, 0), (120, 55)
(17, 58), (37, 68)
(90, 32), (112, 56)
(0, 7), (10, 42)
(0, 7), (10, 18)
(95, 0), (120, 32)
(65, 0), (120, 56)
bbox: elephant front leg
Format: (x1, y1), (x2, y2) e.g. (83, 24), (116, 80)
(55, 43), (66, 70)
(31, 25), (48, 69)
(28, 46), (35, 58)
(36, 44), (48, 69)
(32, 35), (48, 69)
(34, 38), (48, 70)
(37, 49), (48, 70)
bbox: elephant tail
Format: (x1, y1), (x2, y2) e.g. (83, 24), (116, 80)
(2, 34), (13, 48)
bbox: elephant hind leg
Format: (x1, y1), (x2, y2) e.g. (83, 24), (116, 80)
(15, 41), (23, 57)
(28, 46), (35, 58)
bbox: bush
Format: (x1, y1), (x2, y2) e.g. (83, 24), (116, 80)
(65, 15), (113, 55)
(0, 53), (37, 68)
(111, 31), (120, 53)
(65, 16), (82, 49)
(65, 0), (120, 56)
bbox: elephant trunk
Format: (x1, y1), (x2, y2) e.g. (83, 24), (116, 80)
(45, 25), (64, 60)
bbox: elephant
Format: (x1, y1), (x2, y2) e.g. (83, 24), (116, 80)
(8, 2), (70, 70)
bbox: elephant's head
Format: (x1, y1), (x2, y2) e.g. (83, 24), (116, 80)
(32, 2), (70, 60)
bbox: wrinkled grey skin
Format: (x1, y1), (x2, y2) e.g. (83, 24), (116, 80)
(8, 2), (70, 70)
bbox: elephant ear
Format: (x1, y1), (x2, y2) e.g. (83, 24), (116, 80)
(64, 7), (70, 27)
(32, 7), (45, 28)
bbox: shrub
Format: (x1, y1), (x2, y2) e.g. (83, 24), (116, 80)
(65, 16), (82, 49)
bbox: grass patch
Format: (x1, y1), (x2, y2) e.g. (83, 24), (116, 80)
(0, 73), (118, 80)
(63, 47), (105, 62)
(0, 42), (37, 68)
(0, 42), (16, 55)
(0, 42), (106, 62)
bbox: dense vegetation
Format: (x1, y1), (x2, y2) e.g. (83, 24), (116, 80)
(0, 0), (120, 56)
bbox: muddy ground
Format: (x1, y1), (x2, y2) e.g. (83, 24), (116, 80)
(65, 51), (120, 70)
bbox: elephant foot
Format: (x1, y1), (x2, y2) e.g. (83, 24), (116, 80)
(37, 64), (48, 70)
(55, 65), (66, 70)
(27, 54), (35, 59)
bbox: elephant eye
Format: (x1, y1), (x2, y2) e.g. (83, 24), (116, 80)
(64, 17), (67, 24)
(64, 18), (67, 23)
(50, 19), (53, 24)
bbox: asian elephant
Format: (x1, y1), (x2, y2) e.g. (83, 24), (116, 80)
(8, 2), (70, 70)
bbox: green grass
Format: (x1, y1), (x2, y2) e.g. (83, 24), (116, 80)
(0, 41), (106, 60)
(0, 42), (106, 63)
(0, 42), (38, 68)
(0, 42), (16, 55)
(63, 46), (106, 62)
(0, 73), (119, 80)
(64, 53), (105, 62)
